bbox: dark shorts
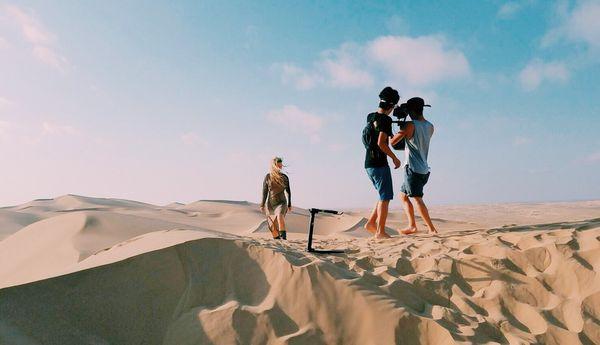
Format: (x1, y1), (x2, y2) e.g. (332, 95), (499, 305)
(400, 165), (430, 198)
(366, 166), (393, 201)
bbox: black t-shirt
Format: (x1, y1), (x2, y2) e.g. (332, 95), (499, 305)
(364, 112), (393, 168)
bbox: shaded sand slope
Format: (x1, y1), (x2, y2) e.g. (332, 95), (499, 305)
(0, 236), (454, 345)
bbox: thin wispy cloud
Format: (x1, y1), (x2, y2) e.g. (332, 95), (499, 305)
(498, 2), (522, 19)
(266, 105), (324, 143)
(320, 43), (373, 88)
(385, 15), (409, 34)
(518, 59), (569, 91)
(274, 43), (372, 90)
(497, 1), (535, 19)
(326, 143), (347, 153)
(0, 120), (80, 145)
(180, 132), (209, 147)
(42, 122), (80, 137)
(0, 97), (12, 109)
(276, 63), (322, 90)
(584, 151), (600, 164)
(0, 120), (10, 139)
(2, 4), (68, 70)
(513, 136), (532, 146)
(543, 1), (600, 50)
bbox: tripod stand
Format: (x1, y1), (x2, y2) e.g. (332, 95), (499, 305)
(306, 208), (345, 254)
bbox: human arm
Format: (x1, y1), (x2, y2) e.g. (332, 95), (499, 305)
(285, 175), (292, 210)
(377, 132), (401, 169)
(260, 174), (269, 210)
(390, 122), (415, 146)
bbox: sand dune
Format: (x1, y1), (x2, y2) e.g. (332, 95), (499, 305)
(0, 195), (599, 344)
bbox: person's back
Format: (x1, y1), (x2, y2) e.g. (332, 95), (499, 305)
(405, 119), (434, 174)
(391, 97), (437, 235)
(260, 157), (292, 240)
(362, 86), (402, 239)
(266, 173), (289, 205)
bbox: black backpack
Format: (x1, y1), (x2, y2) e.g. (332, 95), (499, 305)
(362, 115), (383, 159)
(362, 119), (377, 150)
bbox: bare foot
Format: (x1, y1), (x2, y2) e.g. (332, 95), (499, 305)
(364, 221), (377, 234)
(428, 227), (438, 235)
(374, 231), (391, 239)
(400, 227), (417, 235)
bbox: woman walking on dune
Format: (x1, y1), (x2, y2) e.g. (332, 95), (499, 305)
(260, 157), (292, 240)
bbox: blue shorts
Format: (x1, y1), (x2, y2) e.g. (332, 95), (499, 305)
(400, 165), (430, 198)
(366, 166), (393, 201)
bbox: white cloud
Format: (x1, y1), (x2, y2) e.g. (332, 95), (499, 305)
(321, 59), (371, 87)
(0, 97), (12, 109)
(2, 4), (68, 70)
(513, 136), (532, 146)
(277, 63), (322, 90)
(518, 59), (569, 91)
(275, 35), (470, 89)
(32, 46), (68, 70)
(180, 132), (208, 147)
(385, 15), (409, 33)
(0, 120), (11, 138)
(367, 35), (470, 86)
(497, 1), (535, 19)
(543, 1), (600, 49)
(498, 2), (523, 19)
(564, 1), (600, 48)
(266, 105), (324, 143)
(326, 143), (347, 152)
(42, 122), (80, 136)
(584, 151), (600, 164)
(275, 43), (372, 90)
(0, 119), (83, 145)
(319, 43), (373, 88)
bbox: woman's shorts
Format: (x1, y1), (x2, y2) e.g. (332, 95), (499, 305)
(268, 202), (288, 217)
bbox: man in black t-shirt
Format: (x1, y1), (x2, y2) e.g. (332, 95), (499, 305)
(364, 87), (402, 239)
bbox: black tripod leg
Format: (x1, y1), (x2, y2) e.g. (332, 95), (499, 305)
(307, 210), (315, 252)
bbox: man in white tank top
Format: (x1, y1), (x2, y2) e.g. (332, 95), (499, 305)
(390, 97), (438, 234)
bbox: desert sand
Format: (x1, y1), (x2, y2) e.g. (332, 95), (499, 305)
(0, 195), (599, 344)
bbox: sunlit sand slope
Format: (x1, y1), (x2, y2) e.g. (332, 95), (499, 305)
(0, 196), (599, 344)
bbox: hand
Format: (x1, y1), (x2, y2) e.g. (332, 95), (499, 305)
(392, 157), (401, 169)
(288, 206), (292, 212)
(260, 205), (265, 212)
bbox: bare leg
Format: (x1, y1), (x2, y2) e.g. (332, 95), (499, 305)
(375, 200), (391, 239)
(277, 214), (287, 239)
(413, 197), (437, 234)
(364, 202), (378, 234)
(277, 215), (286, 231)
(399, 193), (417, 234)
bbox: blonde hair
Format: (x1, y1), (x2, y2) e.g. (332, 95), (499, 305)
(269, 157), (285, 187)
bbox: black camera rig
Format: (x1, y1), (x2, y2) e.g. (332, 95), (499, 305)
(391, 103), (409, 150)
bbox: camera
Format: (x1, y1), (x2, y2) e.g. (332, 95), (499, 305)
(392, 102), (409, 122)
(391, 103), (409, 150)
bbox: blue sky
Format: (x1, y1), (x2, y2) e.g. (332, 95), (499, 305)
(0, 0), (599, 208)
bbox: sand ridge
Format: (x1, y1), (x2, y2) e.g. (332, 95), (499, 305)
(0, 195), (599, 344)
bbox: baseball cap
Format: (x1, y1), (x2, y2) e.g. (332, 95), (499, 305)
(406, 97), (431, 110)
